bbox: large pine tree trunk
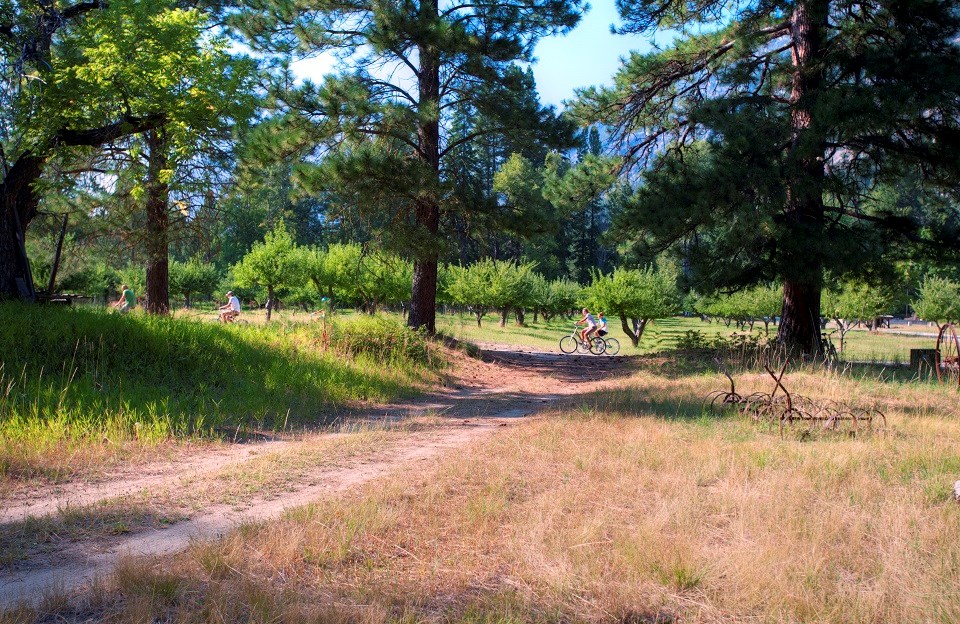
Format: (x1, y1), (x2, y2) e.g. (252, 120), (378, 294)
(0, 155), (43, 299)
(407, 1), (441, 334)
(777, 0), (828, 355)
(144, 130), (170, 315)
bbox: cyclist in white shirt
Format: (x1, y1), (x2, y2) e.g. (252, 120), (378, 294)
(219, 291), (241, 322)
(576, 307), (597, 343)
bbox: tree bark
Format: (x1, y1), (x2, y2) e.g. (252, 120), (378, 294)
(45, 213), (69, 296)
(499, 307), (508, 327)
(776, 0), (829, 355)
(144, 130), (170, 315)
(406, 0), (441, 334)
(619, 314), (649, 347)
(0, 114), (166, 299)
(514, 307), (525, 326)
(0, 154), (43, 300)
(266, 285), (275, 321)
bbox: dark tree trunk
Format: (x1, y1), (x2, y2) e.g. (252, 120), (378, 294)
(619, 314), (649, 347)
(45, 213), (69, 296)
(266, 285), (275, 321)
(777, 0), (828, 355)
(144, 130), (170, 315)
(475, 310), (483, 327)
(0, 154), (43, 299)
(514, 307), (525, 326)
(532, 309), (539, 324)
(0, 115), (167, 300)
(407, 10), (441, 334)
(499, 307), (508, 327)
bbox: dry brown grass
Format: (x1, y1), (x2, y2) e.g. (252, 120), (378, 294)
(10, 361), (960, 624)
(0, 417), (449, 567)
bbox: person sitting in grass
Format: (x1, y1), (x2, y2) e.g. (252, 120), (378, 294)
(577, 307), (597, 343)
(113, 284), (136, 313)
(596, 312), (609, 337)
(219, 290), (241, 322)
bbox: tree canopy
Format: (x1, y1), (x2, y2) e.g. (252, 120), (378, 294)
(574, 0), (960, 354)
(236, 0), (584, 331)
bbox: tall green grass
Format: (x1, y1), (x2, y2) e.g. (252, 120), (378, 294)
(0, 304), (441, 482)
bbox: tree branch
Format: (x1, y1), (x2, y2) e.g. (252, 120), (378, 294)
(53, 113), (167, 147)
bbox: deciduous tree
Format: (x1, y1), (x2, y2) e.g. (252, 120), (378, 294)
(585, 266), (679, 347)
(233, 221), (305, 320)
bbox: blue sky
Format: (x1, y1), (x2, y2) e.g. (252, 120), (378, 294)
(531, 1), (650, 107)
(289, 1), (663, 109)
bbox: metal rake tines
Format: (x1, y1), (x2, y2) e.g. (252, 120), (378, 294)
(705, 361), (888, 437)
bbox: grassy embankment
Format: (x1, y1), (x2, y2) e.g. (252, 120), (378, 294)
(0, 304), (443, 486)
(16, 355), (960, 623)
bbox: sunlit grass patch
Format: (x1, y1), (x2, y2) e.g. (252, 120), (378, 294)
(0, 304), (444, 485)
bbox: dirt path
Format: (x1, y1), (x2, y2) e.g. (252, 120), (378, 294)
(0, 344), (635, 608)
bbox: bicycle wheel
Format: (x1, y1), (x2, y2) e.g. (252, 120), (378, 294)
(589, 337), (606, 355)
(576, 338), (591, 354)
(559, 335), (578, 354)
(604, 338), (620, 355)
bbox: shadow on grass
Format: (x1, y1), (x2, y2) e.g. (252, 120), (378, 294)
(0, 304), (433, 467)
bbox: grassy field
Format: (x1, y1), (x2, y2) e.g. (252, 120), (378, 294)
(19, 355), (960, 623)
(0, 305), (443, 486)
(172, 304), (941, 363)
(435, 312), (939, 363)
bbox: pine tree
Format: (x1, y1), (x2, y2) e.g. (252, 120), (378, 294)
(239, 0), (584, 331)
(574, 0), (960, 354)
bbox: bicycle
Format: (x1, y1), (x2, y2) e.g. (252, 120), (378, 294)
(599, 332), (620, 355)
(218, 310), (248, 325)
(820, 329), (838, 363)
(559, 324), (605, 355)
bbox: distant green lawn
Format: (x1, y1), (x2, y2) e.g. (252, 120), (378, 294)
(173, 305), (940, 363)
(435, 312), (938, 363)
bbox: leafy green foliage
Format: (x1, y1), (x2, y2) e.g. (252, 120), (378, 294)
(304, 243), (412, 312)
(585, 266), (680, 346)
(331, 316), (440, 368)
(821, 280), (894, 351)
(169, 257), (220, 307)
(913, 277), (960, 329)
(693, 285), (783, 333)
(232, 221), (306, 320)
(446, 259), (537, 327)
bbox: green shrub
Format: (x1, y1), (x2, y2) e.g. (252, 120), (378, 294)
(330, 316), (441, 368)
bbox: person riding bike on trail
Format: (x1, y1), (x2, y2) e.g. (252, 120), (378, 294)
(596, 312), (609, 337)
(219, 291), (241, 322)
(577, 307), (598, 343)
(113, 284), (135, 313)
